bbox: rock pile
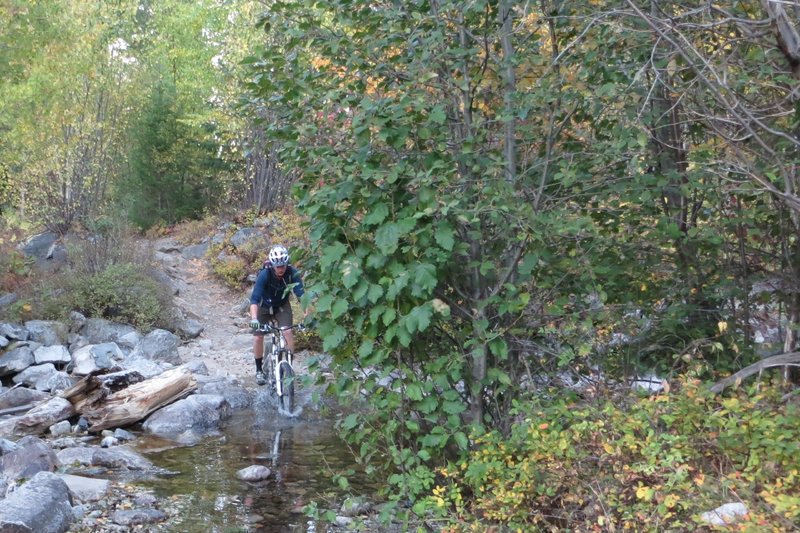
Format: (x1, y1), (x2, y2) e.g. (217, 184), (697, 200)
(0, 315), (253, 532)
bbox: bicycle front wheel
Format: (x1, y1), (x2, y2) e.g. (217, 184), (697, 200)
(278, 361), (294, 412)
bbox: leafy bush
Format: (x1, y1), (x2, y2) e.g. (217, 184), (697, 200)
(43, 263), (174, 330)
(0, 230), (33, 294)
(422, 380), (800, 531)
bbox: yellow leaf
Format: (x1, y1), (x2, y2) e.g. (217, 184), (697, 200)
(602, 442), (615, 455)
(717, 321), (728, 334)
(694, 473), (705, 486)
(636, 486), (654, 501)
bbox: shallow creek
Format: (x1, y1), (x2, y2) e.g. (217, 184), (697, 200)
(132, 391), (375, 532)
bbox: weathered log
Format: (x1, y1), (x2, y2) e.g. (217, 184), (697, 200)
(60, 374), (109, 413)
(82, 367), (197, 432)
(709, 352), (800, 394)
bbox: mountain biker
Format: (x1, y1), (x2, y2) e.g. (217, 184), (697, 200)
(248, 244), (306, 386)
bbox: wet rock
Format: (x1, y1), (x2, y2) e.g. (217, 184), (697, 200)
(112, 508), (167, 526)
(92, 446), (154, 471)
(236, 465), (271, 481)
(197, 377), (252, 409)
(142, 394), (231, 442)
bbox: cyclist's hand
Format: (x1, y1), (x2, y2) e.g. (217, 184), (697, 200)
(249, 319), (260, 330)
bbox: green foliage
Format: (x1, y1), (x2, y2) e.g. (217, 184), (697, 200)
(122, 77), (229, 229)
(51, 263), (173, 330)
(425, 381), (800, 531)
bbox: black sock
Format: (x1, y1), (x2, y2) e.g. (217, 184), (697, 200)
(255, 358), (263, 372)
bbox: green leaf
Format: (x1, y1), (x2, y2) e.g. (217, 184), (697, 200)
(429, 105), (446, 124)
(364, 202), (389, 225)
(434, 224), (455, 251)
(375, 223), (400, 254)
(341, 260), (362, 289)
(323, 325), (347, 351)
(453, 431), (469, 450)
(358, 339), (374, 358)
(320, 242), (347, 270)
(406, 383), (423, 401)
(342, 413), (359, 430)
(367, 283), (384, 304)
(331, 298), (349, 319)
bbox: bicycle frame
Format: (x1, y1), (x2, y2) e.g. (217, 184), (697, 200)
(258, 322), (296, 398)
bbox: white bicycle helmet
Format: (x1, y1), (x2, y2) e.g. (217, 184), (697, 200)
(268, 244), (289, 266)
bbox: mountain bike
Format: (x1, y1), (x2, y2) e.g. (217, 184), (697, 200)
(258, 321), (303, 412)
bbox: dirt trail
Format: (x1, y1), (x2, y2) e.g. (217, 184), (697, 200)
(153, 237), (258, 384)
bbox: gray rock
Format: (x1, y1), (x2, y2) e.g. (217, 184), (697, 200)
(0, 344), (35, 376)
(0, 336), (8, 349)
(131, 329), (180, 365)
(100, 437), (119, 448)
(230, 227), (267, 249)
(0, 293), (18, 308)
(0, 471), (74, 532)
(49, 421), (72, 438)
(113, 429), (135, 442)
(0, 436), (59, 482)
(0, 387), (50, 411)
(142, 394), (231, 442)
(112, 508), (167, 526)
(121, 356), (170, 379)
(174, 318), (204, 339)
(12, 363), (57, 387)
(19, 231), (58, 260)
(0, 323), (28, 341)
(236, 465), (271, 481)
(197, 377), (252, 409)
(0, 439), (18, 455)
(79, 318), (137, 345)
(700, 502), (749, 526)
(56, 447), (96, 468)
(92, 446), (153, 471)
(181, 242), (209, 260)
(34, 345), (71, 366)
(56, 474), (110, 503)
(67, 312), (86, 334)
(40, 371), (76, 394)
(340, 497), (372, 517)
(71, 343), (123, 376)
(0, 397), (74, 439)
(24, 320), (68, 346)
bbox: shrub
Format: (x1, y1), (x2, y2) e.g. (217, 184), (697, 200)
(48, 263), (174, 330)
(424, 380), (800, 531)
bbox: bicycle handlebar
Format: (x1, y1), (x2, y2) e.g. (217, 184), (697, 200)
(257, 322), (306, 333)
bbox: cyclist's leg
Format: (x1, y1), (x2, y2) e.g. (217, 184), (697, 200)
(274, 305), (294, 353)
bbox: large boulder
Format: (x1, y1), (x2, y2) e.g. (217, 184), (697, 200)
(0, 471), (74, 532)
(24, 320), (69, 346)
(0, 344), (35, 376)
(71, 343), (124, 376)
(131, 329), (181, 365)
(79, 318), (138, 345)
(0, 436), (58, 482)
(142, 394), (231, 444)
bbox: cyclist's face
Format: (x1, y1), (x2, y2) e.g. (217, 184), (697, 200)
(273, 264), (287, 275)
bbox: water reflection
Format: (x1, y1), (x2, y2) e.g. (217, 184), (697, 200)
(137, 403), (372, 532)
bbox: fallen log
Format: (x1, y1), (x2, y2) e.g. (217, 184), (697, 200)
(709, 352), (800, 394)
(81, 367), (197, 432)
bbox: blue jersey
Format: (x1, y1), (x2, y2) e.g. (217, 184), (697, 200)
(249, 265), (305, 309)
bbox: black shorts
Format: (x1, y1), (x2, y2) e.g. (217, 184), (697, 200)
(253, 304), (293, 335)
